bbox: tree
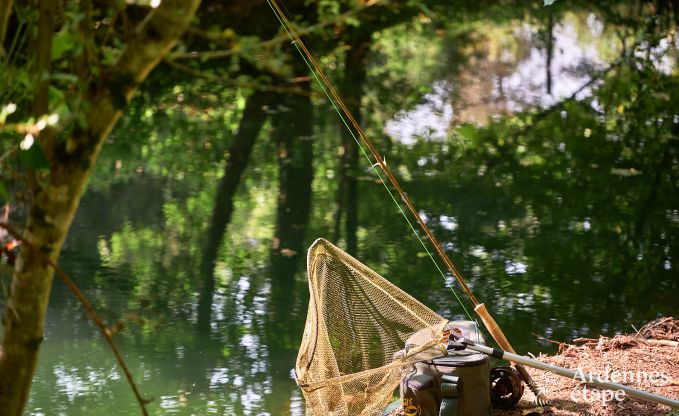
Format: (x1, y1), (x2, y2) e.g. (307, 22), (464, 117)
(0, 0), (200, 413)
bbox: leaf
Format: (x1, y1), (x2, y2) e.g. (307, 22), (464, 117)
(48, 85), (65, 108)
(51, 72), (79, 84)
(52, 30), (78, 60)
(543, 0), (558, 5)
(19, 142), (50, 171)
(345, 16), (360, 27)
(0, 182), (9, 203)
(48, 86), (70, 119)
(457, 123), (477, 141)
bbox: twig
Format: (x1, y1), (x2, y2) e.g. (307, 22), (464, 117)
(533, 333), (569, 349)
(163, 58), (319, 98)
(573, 337), (599, 343)
(0, 222), (150, 416)
(0, 145), (18, 166)
(521, 61), (620, 128)
(631, 323), (643, 338)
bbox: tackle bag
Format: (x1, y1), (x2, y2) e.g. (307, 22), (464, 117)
(387, 320), (491, 416)
(431, 320), (491, 416)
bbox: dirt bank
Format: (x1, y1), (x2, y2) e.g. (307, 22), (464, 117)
(495, 317), (679, 416)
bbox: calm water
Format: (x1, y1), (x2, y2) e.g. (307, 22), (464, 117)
(24, 12), (679, 416)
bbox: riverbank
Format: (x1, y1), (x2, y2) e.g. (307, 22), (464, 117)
(496, 317), (679, 415)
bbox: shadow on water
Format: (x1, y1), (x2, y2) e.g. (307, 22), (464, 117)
(25, 8), (679, 416)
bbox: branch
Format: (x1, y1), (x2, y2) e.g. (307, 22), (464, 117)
(53, 0), (201, 172)
(524, 35), (666, 134)
(0, 0), (12, 54)
(169, 0), (381, 61)
(0, 222), (150, 415)
(163, 58), (319, 97)
(509, 59), (624, 139)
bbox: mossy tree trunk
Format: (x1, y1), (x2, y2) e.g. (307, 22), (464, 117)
(0, 1), (200, 413)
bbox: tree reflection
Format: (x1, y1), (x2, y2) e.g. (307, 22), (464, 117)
(24, 2), (679, 415)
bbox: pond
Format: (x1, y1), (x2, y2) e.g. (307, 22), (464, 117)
(25, 10), (678, 416)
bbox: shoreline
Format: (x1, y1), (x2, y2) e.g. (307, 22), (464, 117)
(494, 317), (679, 415)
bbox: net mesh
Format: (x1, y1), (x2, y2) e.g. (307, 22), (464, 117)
(296, 238), (449, 415)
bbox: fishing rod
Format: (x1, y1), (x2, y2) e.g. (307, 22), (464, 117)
(447, 333), (679, 409)
(265, 0), (551, 405)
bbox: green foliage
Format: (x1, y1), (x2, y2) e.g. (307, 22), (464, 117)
(18, 143), (49, 171)
(455, 123), (478, 142)
(51, 29), (79, 60)
(317, 0), (342, 20)
(0, 183), (9, 203)
(363, 20), (444, 132)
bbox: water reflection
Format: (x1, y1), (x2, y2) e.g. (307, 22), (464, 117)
(26, 7), (679, 416)
(500, 19), (605, 108)
(386, 81), (454, 144)
(387, 12), (612, 140)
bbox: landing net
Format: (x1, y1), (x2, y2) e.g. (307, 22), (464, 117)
(296, 238), (449, 415)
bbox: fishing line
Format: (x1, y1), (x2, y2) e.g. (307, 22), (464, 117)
(265, 0), (473, 320)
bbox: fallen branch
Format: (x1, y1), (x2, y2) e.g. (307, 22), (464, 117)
(0, 222), (149, 416)
(573, 334), (678, 350)
(533, 333), (569, 352)
(646, 339), (679, 348)
(573, 337), (599, 343)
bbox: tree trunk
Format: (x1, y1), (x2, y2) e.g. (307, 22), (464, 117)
(270, 80), (314, 280)
(0, 1), (200, 413)
(546, 13), (554, 96)
(197, 91), (270, 331)
(634, 134), (675, 239)
(30, 0), (52, 116)
(265, 79), (314, 412)
(338, 32), (370, 255)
